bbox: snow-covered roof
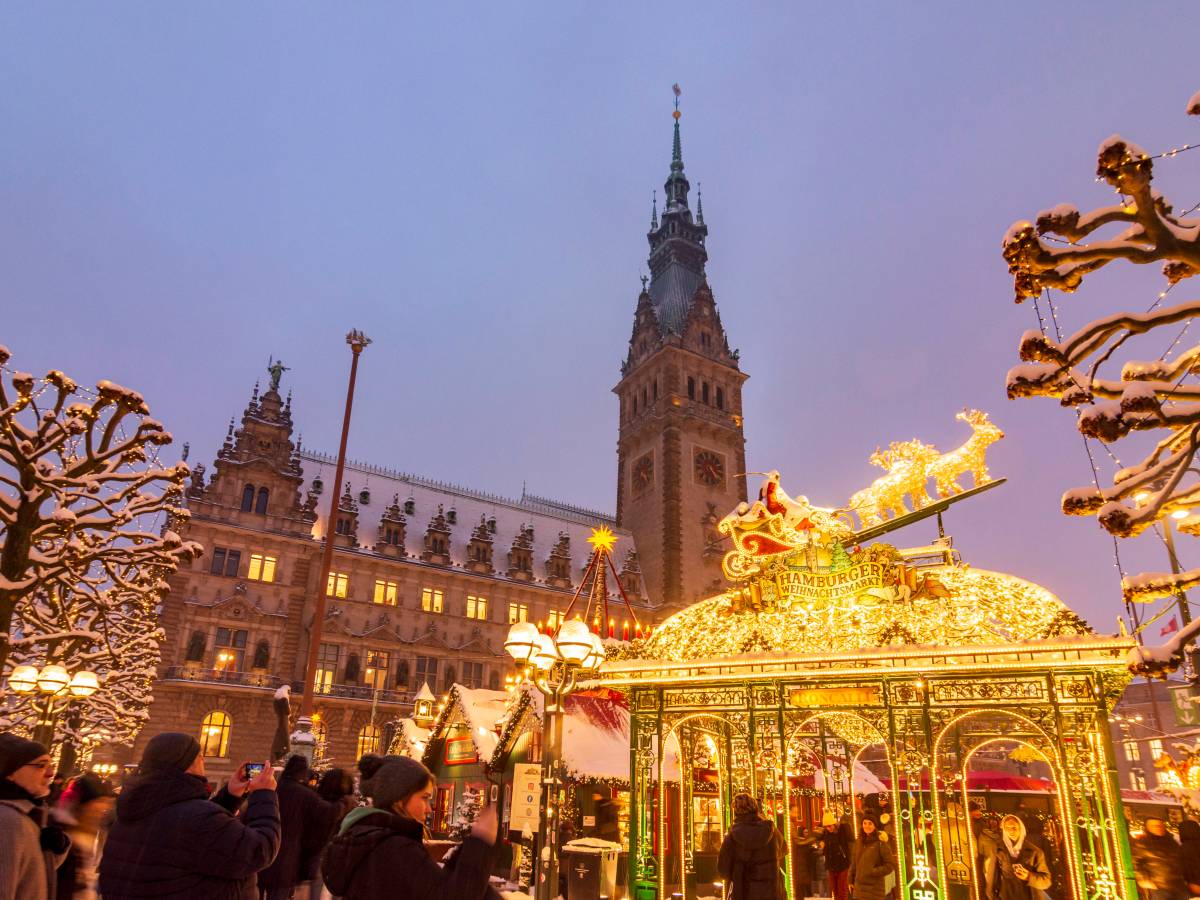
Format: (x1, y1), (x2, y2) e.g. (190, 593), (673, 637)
(415, 682), (436, 703)
(390, 718), (431, 759)
(429, 685), (510, 762)
(301, 450), (636, 594)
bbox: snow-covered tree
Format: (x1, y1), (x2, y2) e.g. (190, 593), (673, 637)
(1001, 91), (1200, 676)
(0, 347), (200, 747)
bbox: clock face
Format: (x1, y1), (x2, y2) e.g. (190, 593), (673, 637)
(632, 453), (654, 492)
(694, 449), (725, 487)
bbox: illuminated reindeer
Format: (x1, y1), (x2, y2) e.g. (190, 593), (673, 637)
(926, 409), (1004, 497)
(846, 440), (939, 529)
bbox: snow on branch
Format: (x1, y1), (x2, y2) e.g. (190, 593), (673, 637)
(999, 92), (1200, 679)
(0, 347), (201, 744)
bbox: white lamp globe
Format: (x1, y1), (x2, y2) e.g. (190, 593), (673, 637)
(583, 632), (606, 670)
(37, 664), (70, 695)
(504, 622), (540, 663)
(69, 670), (100, 698)
(556, 619), (593, 665)
(532, 633), (559, 671)
(7, 665), (39, 695)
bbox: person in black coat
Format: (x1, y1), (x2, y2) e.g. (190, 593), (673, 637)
(322, 754), (501, 900)
(257, 756), (337, 900)
(1178, 819), (1200, 896)
(717, 793), (787, 900)
(98, 732), (281, 900)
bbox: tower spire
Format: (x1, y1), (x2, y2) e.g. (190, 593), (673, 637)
(650, 190), (658, 231)
(696, 182), (704, 225)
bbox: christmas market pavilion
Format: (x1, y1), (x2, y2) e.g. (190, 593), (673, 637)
(593, 473), (1139, 900)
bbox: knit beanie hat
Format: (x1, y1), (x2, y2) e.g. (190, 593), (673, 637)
(0, 733), (49, 777)
(139, 732), (201, 775)
(733, 793), (760, 818)
(359, 754), (434, 811)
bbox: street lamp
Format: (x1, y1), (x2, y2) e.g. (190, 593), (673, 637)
(505, 618), (606, 900)
(6, 662), (100, 747)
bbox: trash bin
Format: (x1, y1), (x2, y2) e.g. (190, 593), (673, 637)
(561, 839), (621, 900)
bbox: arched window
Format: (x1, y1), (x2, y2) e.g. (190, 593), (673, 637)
(702, 382), (710, 405)
(716, 387), (725, 410)
(357, 723), (381, 759)
(185, 631), (206, 662)
(255, 487), (269, 515)
(252, 640), (270, 670)
(241, 485), (255, 512)
(687, 377), (695, 400)
(200, 711), (231, 758)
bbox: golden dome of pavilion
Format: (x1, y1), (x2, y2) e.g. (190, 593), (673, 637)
(638, 564), (1085, 663)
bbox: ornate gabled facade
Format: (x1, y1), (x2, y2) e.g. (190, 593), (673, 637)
(615, 106), (748, 612)
(125, 375), (654, 778)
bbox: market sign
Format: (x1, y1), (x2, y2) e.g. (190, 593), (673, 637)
(788, 685), (882, 708)
(1170, 685), (1200, 727)
(509, 763), (542, 834)
(776, 562), (893, 602)
(444, 736), (478, 766)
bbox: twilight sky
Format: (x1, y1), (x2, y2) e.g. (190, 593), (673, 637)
(2, 3), (1199, 630)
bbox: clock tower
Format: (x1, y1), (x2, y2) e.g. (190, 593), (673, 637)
(614, 104), (748, 612)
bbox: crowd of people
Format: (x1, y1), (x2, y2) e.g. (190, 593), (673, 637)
(0, 731), (500, 900)
(8, 727), (1200, 900)
(715, 791), (1200, 900)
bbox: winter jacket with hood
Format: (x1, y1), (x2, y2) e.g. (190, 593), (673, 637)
(257, 758), (337, 891)
(0, 778), (69, 900)
(993, 817), (1052, 900)
(97, 769), (280, 900)
(849, 821), (895, 900)
(717, 811), (787, 900)
(322, 806), (501, 900)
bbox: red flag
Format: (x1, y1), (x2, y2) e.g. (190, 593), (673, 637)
(1161, 616), (1180, 637)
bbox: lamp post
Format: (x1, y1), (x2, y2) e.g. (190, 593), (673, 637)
(6, 663), (100, 749)
(295, 329), (371, 759)
(504, 619), (606, 900)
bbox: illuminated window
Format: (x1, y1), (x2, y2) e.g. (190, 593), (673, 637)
(357, 723), (381, 758)
(1149, 739), (1165, 762)
(1130, 768), (1147, 791)
(213, 628), (246, 672)
(247, 554), (276, 583)
(1123, 739), (1140, 762)
(508, 603), (528, 624)
(373, 580), (398, 605)
(200, 711), (231, 758)
(546, 610), (563, 630)
(326, 572), (349, 598)
(466, 595), (488, 620)
(421, 588), (443, 613)
(209, 547), (241, 577)
(314, 643), (339, 694)
(365, 649), (390, 691)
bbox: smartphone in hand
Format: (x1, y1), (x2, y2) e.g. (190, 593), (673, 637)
(243, 762), (265, 779)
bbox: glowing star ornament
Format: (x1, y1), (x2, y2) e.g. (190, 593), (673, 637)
(587, 526), (617, 554)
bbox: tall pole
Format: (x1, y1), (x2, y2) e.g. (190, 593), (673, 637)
(298, 330), (370, 724)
